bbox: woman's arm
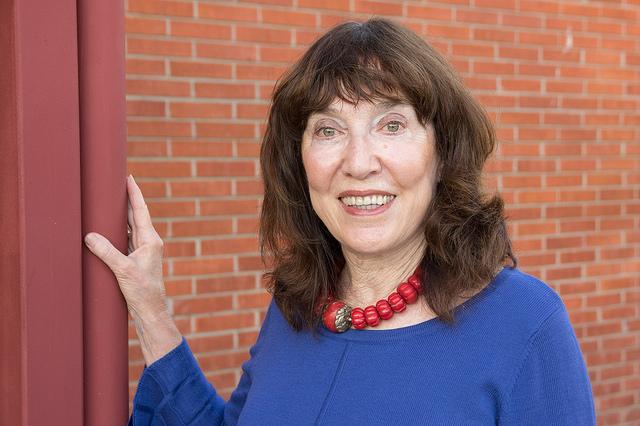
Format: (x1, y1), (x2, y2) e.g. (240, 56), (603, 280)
(84, 175), (252, 424)
(499, 305), (596, 425)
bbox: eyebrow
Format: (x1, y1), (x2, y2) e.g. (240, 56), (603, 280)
(316, 100), (406, 116)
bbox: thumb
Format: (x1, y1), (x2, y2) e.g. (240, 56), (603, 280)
(84, 232), (128, 272)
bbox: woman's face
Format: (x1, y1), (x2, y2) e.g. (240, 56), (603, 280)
(301, 98), (439, 256)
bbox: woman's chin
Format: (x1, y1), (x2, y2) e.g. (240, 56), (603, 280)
(340, 237), (394, 257)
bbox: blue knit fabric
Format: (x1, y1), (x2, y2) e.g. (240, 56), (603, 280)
(128, 266), (596, 425)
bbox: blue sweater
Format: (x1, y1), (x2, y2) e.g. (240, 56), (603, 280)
(129, 266), (596, 425)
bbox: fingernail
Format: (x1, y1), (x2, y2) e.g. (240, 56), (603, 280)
(84, 233), (97, 247)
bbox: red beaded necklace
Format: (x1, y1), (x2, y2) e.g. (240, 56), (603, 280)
(320, 268), (423, 333)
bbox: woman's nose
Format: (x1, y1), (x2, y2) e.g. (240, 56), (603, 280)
(340, 133), (382, 180)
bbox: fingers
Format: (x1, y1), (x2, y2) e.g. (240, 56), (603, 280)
(127, 175), (158, 242)
(84, 232), (130, 272)
(127, 200), (135, 231)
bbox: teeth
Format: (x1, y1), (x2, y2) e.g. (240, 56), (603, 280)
(340, 195), (395, 209)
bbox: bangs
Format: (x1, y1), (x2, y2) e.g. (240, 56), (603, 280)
(301, 55), (409, 115)
(276, 20), (440, 129)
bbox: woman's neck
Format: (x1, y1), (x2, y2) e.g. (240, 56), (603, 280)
(338, 235), (426, 308)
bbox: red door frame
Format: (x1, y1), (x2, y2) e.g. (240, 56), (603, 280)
(78, 0), (129, 423)
(1, 0), (127, 424)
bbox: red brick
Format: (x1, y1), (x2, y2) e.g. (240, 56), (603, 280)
(236, 291), (271, 309)
(189, 335), (235, 353)
(171, 141), (233, 157)
(198, 4), (257, 22)
(196, 83), (256, 99)
(195, 312), (256, 332)
(519, 32), (558, 46)
(196, 275), (257, 294)
(260, 46), (305, 63)
(173, 257), (234, 275)
(202, 237), (259, 255)
(127, 120), (191, 137)
(516, 221), (554, 236)
(559, 219), (594, 233)
(500, 112), (540, 125)
(475, 0), (515, 9)
(236, 26), (291, 44)
(298, 0), (350, 11)
(406, 5), (452, 21)
(127, 79), (190, 97)
(126, 58), (166, 75)
(262, 9), (316, 26)
(134, 180), (167, 197)
(170, 180), (232, 197)
(128, 160), (191, 177)
(560, 250), (595, 263)
(558, 282), (596, 296)
(197, 42), (258, 61)
(164, 242), (196, 259)
(499, 47), (537, 61)
(129, 0), (193, 17)
(196, 122), (255, 138)
(238, 255), (265, 271)
(502, 13), (541, 28)
(127, 100), (166, 117)
(170, 61), (232, 78)
(545, 174), (581, 186)
(197, 161), (255, 177)
(170, 102), (231, 118)
(170, 21), (231, 40)
(237, 64), (288, 80)
(147, 200), (195, 217)
(237, 104), (269, 119)
(172, 219), (233, 237)
(173, 295), (233, 314)
(200, 199), (259, 215)
(126, 17), (166, 35)
(238, 331), (260, 348)
(473, 29), (514, 43)
(473, 61), (515, 75)
(127, 38), (191, 56)
(424, 24), (470, 40)
(558, 190), (596, 202)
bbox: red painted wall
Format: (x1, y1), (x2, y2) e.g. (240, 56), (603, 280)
(1, 0), (84, 424)
(2, 0), (128, 423)
(125, 1), (640, 423)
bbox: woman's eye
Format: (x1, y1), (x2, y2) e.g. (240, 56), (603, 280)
(383, 121), (403, 133)
(317, 127), (337, 138)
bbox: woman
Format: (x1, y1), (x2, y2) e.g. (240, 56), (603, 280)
(85, 18), (595, 425)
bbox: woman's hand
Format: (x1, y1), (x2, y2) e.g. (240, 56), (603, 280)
(84, 175), (181, 365)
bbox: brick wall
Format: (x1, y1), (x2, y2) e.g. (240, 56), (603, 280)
(125, 0), (640, 422)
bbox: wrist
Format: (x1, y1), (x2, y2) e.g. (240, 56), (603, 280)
(133, 308), (182, 366)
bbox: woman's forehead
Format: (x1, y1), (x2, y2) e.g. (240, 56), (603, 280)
(311, 97), (414, 117)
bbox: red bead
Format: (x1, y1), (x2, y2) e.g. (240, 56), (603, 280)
(322, 301), (345, 333)
(350, 307), (367, 330)
(387, 292), (406, 312)
(376, 299), (394, 320)
(408, 275), (422, 293)
(364, 305), (380, 327)
(398, 282), (418, 304)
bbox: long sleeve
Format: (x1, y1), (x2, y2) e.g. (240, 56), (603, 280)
(127, 337), (229, 425)
(499, 304), (596, 425)
(128, 299), (275, 426)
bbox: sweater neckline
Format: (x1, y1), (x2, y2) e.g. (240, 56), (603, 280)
(317, 266), (512, 343)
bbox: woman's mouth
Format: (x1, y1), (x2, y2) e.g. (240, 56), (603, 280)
(339, 194), (396, 210)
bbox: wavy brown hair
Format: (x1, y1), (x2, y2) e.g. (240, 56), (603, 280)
(260, 18), (517, 332)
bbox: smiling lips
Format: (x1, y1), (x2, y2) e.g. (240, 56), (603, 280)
(338, 191), (396, 215)
(340, 194), (395, 209)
